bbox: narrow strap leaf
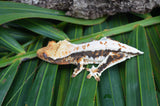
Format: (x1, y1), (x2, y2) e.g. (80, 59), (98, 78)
(136, 26), (158, 106)
(2, 38), (43, 106)
(126, 25), (158, 106)
(126, 28), (141, 106)
(0, 28), (25, 54)
(0, 60), (21, 105)
(14, 19), (69, 40)
(26, 62), (58, 106)
(71, 16), (160, 43)
(0, 51), (37, 68)
(145, 25), (160, 91)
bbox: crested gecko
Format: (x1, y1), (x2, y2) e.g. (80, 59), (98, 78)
(37, 37), (143, 81)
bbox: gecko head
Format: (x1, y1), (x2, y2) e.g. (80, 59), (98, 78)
(37, 40), (74, 64)
(37, 41), (58, 63)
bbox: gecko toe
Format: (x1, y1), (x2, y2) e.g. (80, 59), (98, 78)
(72, 73), (76, 77)
(87, 74), (92, 79)
(95, 75), (100, 81)
(86, 68), (90, 71)
(86, 73), (100, 81)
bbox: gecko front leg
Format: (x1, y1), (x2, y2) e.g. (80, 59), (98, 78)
(87, 52), (128, 81)
(72, 57), (85, 77)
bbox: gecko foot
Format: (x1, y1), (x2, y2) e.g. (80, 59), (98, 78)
(86, 66), (100, 81)
(72, 67), (85, 77)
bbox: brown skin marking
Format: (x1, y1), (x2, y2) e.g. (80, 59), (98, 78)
(100, 50), (104, 56)
(100, 41), (103, 44)
(118, 43), (127, 49)
(97, 53), (124, 72)
(95, 52), (99, 56)
(77, 57), (83, 63)
(87, 44), (90, 47)
(118, 43), (126, 49)
(111, 55), (114, 58)
(107, 54), (124, 65)
(104, 41), (107, 45)
(122, 45), (126, 49)
(111, 54), (124, 63)
(76, 47), (79, 50)
(82, 45), (86, 49)
(92, 52), (95, 56)
(112, 52), (121, 57)
(65, 51), (68, 55)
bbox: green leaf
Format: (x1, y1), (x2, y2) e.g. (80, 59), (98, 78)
(0, 27), (25, 54)
(136, 26), (158, 106)
(56, 22), (68, 30)
(64, 70), (97, 106)
(3, 27), (35, 43)
(0, 50), (37, 68)
(65, 24), (83, 40)
(126, 26), (158, 106)
(56, 68), (71, 106)
(71, 16), (160, 43)
(0, 52), (8, 58)
(108, 66), (125, 105)
(3, 60), (38, 106)
(95, 89), (101, 106)
(98, 62), (125, 106)
(145, 25), (160, 91)
(126, 29), (141, 106)
(0, 1), (107, 26)
(26, 62), (58, 106)
(0, 60), (21, 105)
(2, 38), (43, 106)
(14, 19), (69, 40)
(131, 13), (152, 19)
(157, 91), (160, 104)
(75, 74), (97, 106)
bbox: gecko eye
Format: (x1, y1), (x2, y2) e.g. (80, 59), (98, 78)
(43, 53), (48, 59)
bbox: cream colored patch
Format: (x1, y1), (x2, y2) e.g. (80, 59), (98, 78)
(48, 40), (75, 59)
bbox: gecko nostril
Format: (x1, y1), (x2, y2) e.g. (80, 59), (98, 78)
(43, 53), (48, 59)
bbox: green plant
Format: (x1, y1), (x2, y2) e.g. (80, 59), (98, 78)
(0, 1), (160, 106)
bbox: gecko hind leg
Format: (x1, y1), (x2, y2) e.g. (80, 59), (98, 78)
(86, 52), (128, 81)
(86, 65), (101, 81)
(86, 54), (111, 81)
(72, 58), (85, 77)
